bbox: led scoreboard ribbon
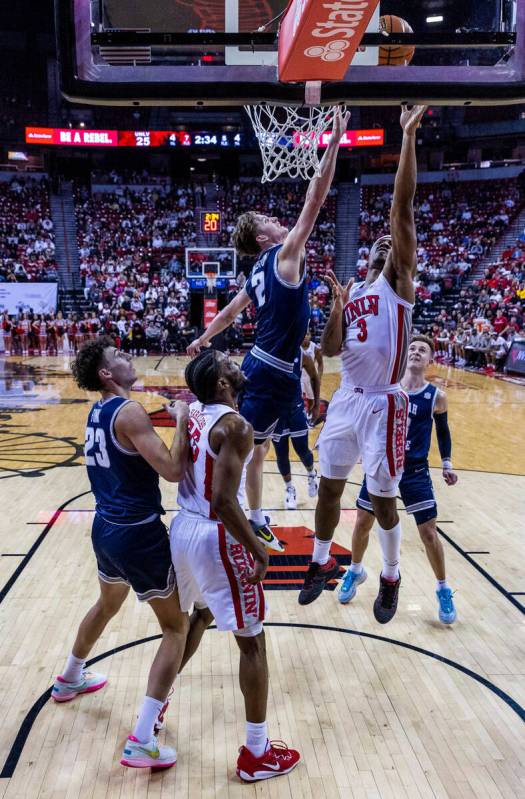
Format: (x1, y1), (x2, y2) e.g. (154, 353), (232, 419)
(25, 127), (384, 149)
(25, 128), (243, 148)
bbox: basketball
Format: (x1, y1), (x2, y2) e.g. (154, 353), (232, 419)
(379, 15), (415, 66)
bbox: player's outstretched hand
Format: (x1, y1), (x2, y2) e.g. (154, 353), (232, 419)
(165, 400), (190, 422)
(443, 468), (458, 486)
(187, 337), (207, 357)
(400, 103), (427, 135)
(310, 402), (321, 426)
(245, 546), (269, 585)
(324, 269), (354, 308)
(332, 107), (351, 142)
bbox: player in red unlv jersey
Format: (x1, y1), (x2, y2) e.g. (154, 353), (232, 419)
(170, 349), (301, 782)
(299, 105), (427, 623)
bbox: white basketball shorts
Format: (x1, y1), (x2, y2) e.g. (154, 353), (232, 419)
(318, 386), (408, 497)
(169, 512), (267, 632)
(301, 372), (314, 400)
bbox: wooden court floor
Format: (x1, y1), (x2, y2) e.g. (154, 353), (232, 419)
(0, 354), (524, 799)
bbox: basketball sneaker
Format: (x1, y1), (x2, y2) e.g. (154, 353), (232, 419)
(285, 484), (297, 510)
(298, 556), (342, 605)
(250, 517), (284, 553)
(436, 587), (457, 624)
(120, 735), (176, 769)
(373, 574), (401, 624)
(236, 740), (300, 782)
(52, 671), (107, 703)
(307, 469), (318, 497)
(338, 567), (368, 604)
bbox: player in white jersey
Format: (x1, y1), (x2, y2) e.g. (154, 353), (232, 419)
(299, 104), (426, 623)
(170, 349), (301, 782)
(300, 329), (323, 417)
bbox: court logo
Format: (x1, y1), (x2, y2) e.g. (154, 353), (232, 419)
(0, 415), (83, 480)
(263, 525), (351, 590)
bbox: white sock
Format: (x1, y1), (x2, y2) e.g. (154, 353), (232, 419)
(312, 537), (331, 565)
(246, 720), (269, 758)
(378, 522), (401, 580)
(133, 695), (165, 743)
(250, 508), (266, 527)
(350, 560), (363, 575)
(437, 579), (450, 591)
(62, 654), (85, 683)
(307, 467), (316, 476)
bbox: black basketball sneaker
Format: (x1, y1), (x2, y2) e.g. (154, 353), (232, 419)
(298, 557), (342, 605)
(373, 573), (401, 623)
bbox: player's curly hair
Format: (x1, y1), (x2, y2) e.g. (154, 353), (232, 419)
(411, 334), (435, 356)
(71, 335), (115, 391)
(185, 348), (221, 404)
(231, 211), (261, 257)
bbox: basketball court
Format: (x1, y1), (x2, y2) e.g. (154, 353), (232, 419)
(1, 0), (524, 795)
(0, 354), (523, 797)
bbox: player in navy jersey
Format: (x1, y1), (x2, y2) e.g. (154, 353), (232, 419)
(52, 337), (213, 770)
(187, 108), (349, 552)
(338, 336), (458, 624)
(272, 350), (320, 509)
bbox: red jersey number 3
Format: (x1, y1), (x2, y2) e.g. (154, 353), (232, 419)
(357, 318), (368, 342)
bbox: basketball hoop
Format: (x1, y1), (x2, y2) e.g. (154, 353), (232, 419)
(244, 101), (342, 183)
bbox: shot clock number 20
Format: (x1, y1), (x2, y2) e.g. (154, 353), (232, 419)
(200, 211), (222, 234)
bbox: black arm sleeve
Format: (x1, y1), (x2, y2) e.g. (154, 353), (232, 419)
(434, 411), (452, 461)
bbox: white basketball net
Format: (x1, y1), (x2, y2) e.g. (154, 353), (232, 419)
(245, 104), (341, 183)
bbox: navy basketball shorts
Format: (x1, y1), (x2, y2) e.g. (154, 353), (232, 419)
(239, 352), (301, 443)
(357, 464), (438, 525)
(271, 395), (309, 442)
(92, 513), (175, 602)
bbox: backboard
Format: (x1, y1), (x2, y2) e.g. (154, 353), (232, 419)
(185, 248), (237, 279)
(56, 0), (523, 105)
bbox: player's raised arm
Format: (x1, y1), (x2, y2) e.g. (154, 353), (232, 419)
(278, 109), (350, 283)
(384, 104), (427, 300)
(320, 270), (354, 357)
(187, 288), (251, 356)
(210, 414), (269, 584)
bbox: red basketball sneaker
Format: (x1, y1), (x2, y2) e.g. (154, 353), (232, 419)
(236, 740), (301, 782)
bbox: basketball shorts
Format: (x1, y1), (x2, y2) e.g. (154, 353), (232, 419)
(239, 352), (301, 443)
(357, 464), (437, 525)
(301, 372), (314, 400)
(317, 386), (408, 497)
(92, 514), (175, 602)
(169, 512), (266, 632)
(271, 393), (309, 442)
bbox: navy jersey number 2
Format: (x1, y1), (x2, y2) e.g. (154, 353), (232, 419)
(245, 243), (310, 373)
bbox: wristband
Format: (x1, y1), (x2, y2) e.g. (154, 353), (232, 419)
(442, 459), (453, 470)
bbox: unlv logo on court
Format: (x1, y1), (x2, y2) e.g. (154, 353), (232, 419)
(265, 526), (351, 590)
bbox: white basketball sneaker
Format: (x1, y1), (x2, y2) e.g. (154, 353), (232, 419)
(285, 483), (297, 510)
(307, 469), (319, 497)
